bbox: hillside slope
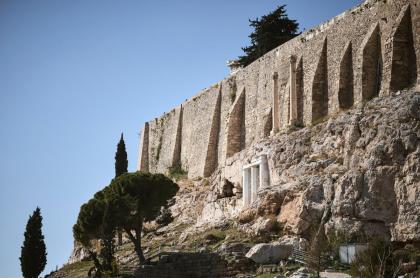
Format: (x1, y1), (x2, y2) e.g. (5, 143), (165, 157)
(54, 88), (420, 277)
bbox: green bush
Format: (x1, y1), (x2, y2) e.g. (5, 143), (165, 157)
(204, 229), (226, 244)
(168, 166), (188, 181)
(349, 239), (405, 278)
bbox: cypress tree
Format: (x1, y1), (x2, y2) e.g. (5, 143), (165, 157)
(114, 133), (128, 246)
(20, 207), (47, 278)
(115, 133), (128, 178)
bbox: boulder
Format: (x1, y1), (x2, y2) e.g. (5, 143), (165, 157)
(251, 217), (279, 235)
(289, 267), (314, 278)
(245, 242), (292, 264)
(238, 208), (257, 224)
(278, 235), (309, 250)
(218, 242), (251, 255)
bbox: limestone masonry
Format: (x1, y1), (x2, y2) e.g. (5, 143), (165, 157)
(137, 0), (419, 198)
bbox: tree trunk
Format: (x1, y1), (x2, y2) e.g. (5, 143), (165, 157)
(117, 230), (123, 245)
(88, 250), (102, 277)
(125, 224), (145, 264)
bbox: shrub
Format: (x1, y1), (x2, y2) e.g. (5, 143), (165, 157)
(349, 239), (405, 278)
(168, 166), (188, 181)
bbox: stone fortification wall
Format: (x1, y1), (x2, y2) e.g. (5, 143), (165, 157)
(138, 0), (419, 179)
(134, 253), (229, 278)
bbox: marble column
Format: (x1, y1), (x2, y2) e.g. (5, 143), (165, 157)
(242, 168), (251, 207)
(251, 166), (259, 203)
(289, 55), (298, 126)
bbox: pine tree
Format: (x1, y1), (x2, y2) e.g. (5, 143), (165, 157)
(20, 207), (47, 278)
(237, 5), (299, 67)
(115, 133), (128, 178)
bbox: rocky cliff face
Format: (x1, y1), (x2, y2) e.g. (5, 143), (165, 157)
(185, 88), (420, 243)
(67, 89), (420, 267)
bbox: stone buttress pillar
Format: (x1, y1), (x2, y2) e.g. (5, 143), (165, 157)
(289, 55), (298, 126)
(137, 122), (149, 172)
(272, 72), (280, 134)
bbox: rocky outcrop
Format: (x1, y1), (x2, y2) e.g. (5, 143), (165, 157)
(67, 241), (91, 264)
(67, 90), (420, 269)
(246, 242), (292, 264)
(206, 89), (420, 243)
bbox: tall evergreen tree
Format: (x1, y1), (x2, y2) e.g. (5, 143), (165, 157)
(237, 5), (299, 67)
(115, 133), (128, 178)
(114, 133), (128, 246)
(20, 207), (47, 278)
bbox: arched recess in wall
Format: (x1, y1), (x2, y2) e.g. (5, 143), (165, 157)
(311, 38), (329, 124)
(338, 42), (354, 109)
(171, 105), (183, 169)
(203, 86), (222, 177)
(390, 5), (417, 91)
(263, 108), (272, 137)
(226, 88), (246, 158)
(361, 23), (382, 101)
(296, 57), (304, 125)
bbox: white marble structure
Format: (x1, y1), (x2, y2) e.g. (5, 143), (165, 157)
(242, 155), (270, 207)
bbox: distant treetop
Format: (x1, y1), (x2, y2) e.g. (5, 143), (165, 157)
(115, 133), (128, 178)
(237, 5), (299, 67)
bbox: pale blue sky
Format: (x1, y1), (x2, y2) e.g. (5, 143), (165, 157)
(0, 1), (361, 276)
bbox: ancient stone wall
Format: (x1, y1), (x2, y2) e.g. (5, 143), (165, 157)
(134, 253), (229, 278)
(138, 0), (419, 179)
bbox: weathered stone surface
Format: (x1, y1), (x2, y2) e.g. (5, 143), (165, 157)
(278, 235), (309, 251)
(251, 217), (278, 235)
(245, 242), (292, 264)
(67, 1), (420, 272)
(140, 0), (420, 180)
(187, 90), (420, 242)
(68, 242), (90, 264)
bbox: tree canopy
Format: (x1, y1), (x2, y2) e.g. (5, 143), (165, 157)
(73, 196), (115, 276)
(106, 172), (179, 262)
(237, 5), (299, 67)
(73, 172), (179, 265)
(20, 207), (47, 278)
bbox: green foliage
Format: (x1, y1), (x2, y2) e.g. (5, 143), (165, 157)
(73, 197), (118, 273)
(115, 133), (128, 178)
(168, 166), (188, 181)
(349, 239), (405, 278)
(256, 274), (277, 278)
(74, 172), (179, 266)
(20, 207), (47, 278)
(155, 206), (174, 227)
(107, 172), (179, 263)
(44, 261), (94, 278)
(109, 172), (179, 223)
(237, 5), (299, 67)
(73, 199), (106, 247)
(204, 229), (226, 244)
